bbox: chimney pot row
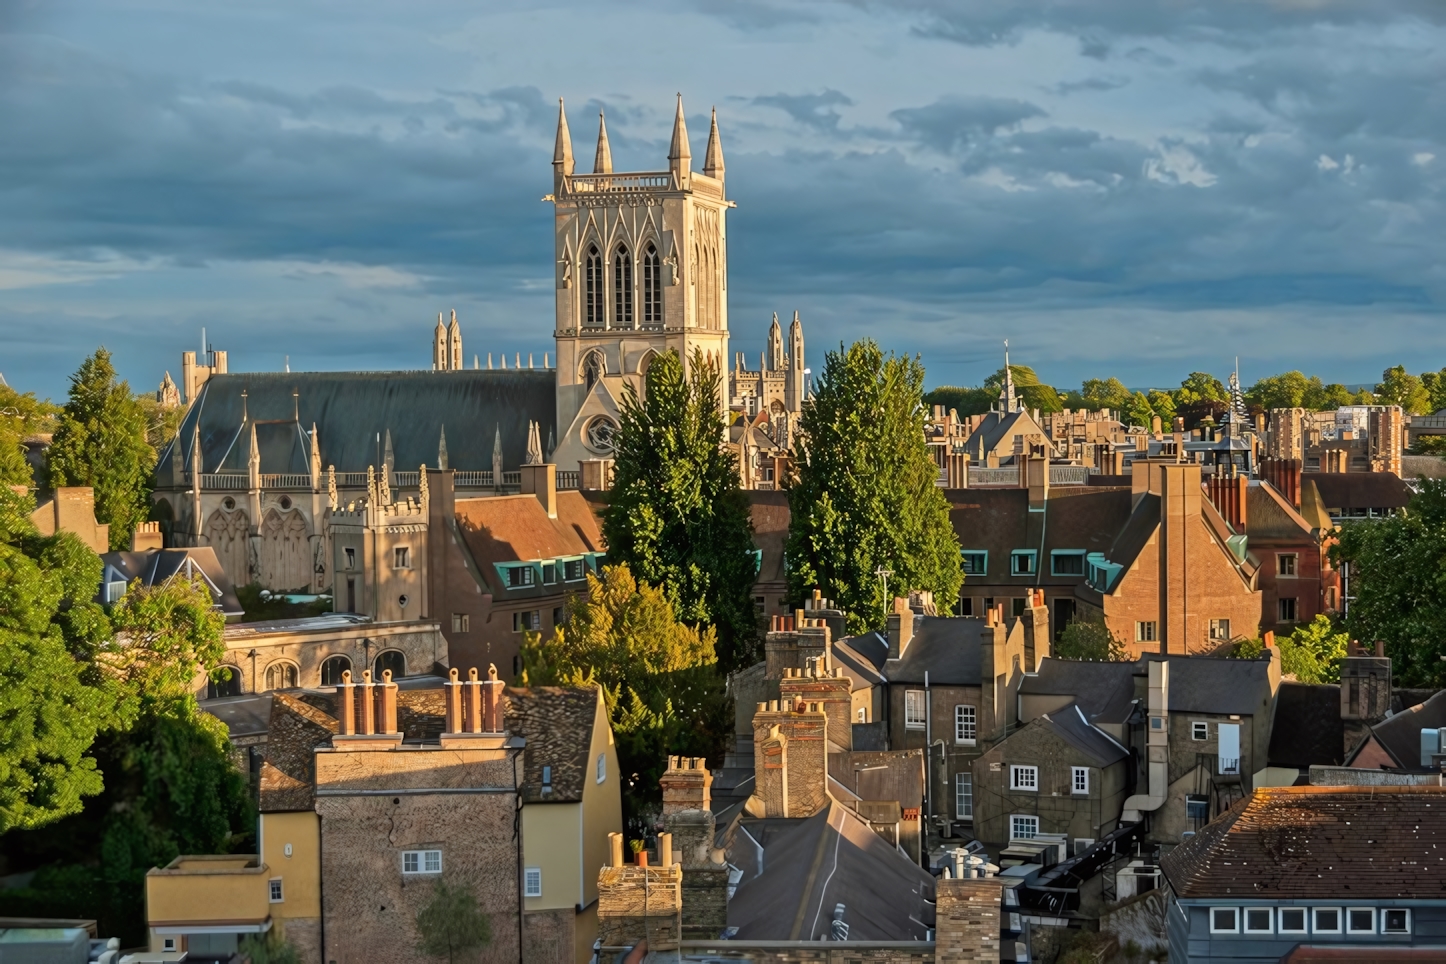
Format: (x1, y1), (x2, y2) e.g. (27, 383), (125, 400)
(335, 668), (399, 736)
(443, 664), (505, 735)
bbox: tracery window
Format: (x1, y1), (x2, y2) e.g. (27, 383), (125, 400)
(643, 244), (662, 326)
(613, 246), (633, 327)
(583, 350), (604, 391)
(584, 244), (603, 327)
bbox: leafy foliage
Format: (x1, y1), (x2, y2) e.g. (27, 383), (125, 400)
(786, 340), (962, 632)
(1411, 435), (1446, 457)
(1332, 479), (1446, 686)
(602, 349), (757, 670)
(134, 394), (188, 454)
(239, 931), (304, 964)
(0, 384), (58, 488)
(1422, 368), (1446, 415)
(46, 349), (156, 550)
(1234, 615), (1348, 683)
(983, 366), (1063, 414)
(921, 385), (995, 418)
(1055, 614), (1129, 661)
(1065, 377), (1133, 413)
(519, 564), (728, 829)
(415, 878), (492, 963)
(1376, 364), (1432, 414)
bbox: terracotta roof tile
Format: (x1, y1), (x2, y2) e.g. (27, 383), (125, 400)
(454, 491), (605, 588)
(1161, 785), (1446, 899)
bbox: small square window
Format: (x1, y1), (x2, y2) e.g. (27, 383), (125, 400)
(1278, 553), (1298, 577)
(1071, 767), (1089, 794)
(1192, 722), (1209, 741)
(1313, 908), (1341, 933)
(1011, 551), (1037, 575)
(961, 551), (987, 575)
(1136, 621), (1158, 642)
(1347, 908), (1374, 934)
(393, 546), (411, 569)
(1382, 909), (1410, 933)
(343, 547), (356, 570)
(1051, 552), (1085, 576)
(269, 878), (284, 903)
(1279, 908), (1307, 933)
(1209, 619), (1231, 641)
(1244, 908), (1272, 933)
(451, 613), (469, 633)
(564, 559), (585, 581)
(1010, 765), (1038, 791)
(163, 938), (176, 952)
(1210, 907), (1239, 934)
(513, 610), (541, 632)
(524, 867), (542, 898)
(1010, 815), (1039, 839)
(403, 849), (442, 875)
(508, 565), (536, 588)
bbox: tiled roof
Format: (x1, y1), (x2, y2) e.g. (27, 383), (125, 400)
(1142, 654), (1274, 716)
(1042, 704), (1130, 767)
(1303, 472), (1413, 511)
(506, 686), (602, 804)
(1161, 786), (1446, 899)
(259, 692), (337, 812)
(886, 616), (989, 685)
(453, 491), (604, 589)
(1268, 682), (1345, 770)
(1354, 690), (1446, 771)
(1022, 658), (1138, 725)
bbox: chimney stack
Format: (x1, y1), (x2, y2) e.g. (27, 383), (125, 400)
(887, 597), (915, 660)
(333, 668), (402, 745)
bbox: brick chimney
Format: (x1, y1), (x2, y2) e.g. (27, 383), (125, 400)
(660, 756), (712, 816)
(765, 609), (832, 681)
(935, 877), (1005, 963)
(748, 699), (828, 818)
(1340, 641), (1391, 758)
(334, 668), (401, 745)
(779, 661), (853, 749)
(1205, 468), (1249, 532)
(887, 597), (916, 660)
(131, 521), (164, 551)
(1017, 588), (1050, 671)
(440, 665), (507, 748)
(659, 760), (729, 940)
(598, 831), (682, 951)
(1260, 457), (1302, 509)
(1158, 461), (1203, 655)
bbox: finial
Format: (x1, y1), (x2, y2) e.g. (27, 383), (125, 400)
(703, 105), (724, 179)
(594, 109), (612, 175)
(668, 93), (691, 177)
(553, 97), (574, 176)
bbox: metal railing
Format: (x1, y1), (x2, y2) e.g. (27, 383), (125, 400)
(335, 472), (369, 487)
(969, 467), (1020, 486)
(1049, 465), (1093, 485)
(392, 472), (419, 487)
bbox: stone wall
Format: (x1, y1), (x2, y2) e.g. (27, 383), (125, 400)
(597, 864), (682, 950)
(523, 906), (575, 964)
(934, 878), (1003, 964)
(677, 944), (935, 964)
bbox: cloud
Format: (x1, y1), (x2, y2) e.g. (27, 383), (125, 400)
(890, 95), (1046, 153)
(752, 89), (855, 132)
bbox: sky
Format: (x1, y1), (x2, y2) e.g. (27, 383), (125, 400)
(1, 0), (1442, 401)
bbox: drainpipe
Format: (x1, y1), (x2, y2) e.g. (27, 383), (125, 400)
(1122, 660), (1169, 823)
(924, 670), (931, 850)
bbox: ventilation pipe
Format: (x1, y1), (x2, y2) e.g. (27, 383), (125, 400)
(1122, 660), (1169, 823)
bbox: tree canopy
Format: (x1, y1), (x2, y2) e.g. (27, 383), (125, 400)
(1375, 365), (1433, 415)
(786, 340), (962, 632)
(1331, 479), (1446, 686)
(1055, 613), (1129, 661)
(519, 563), (728, 829)
(0, 384), (57, 488)
(1234, 616), (1349, 684)
(46, 349), (156, 550)
(602, 349), (758, 670)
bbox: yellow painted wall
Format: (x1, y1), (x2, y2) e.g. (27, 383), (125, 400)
(523, 803), (582, 911)
(146, 857), (270, 926)
(573, 902), (598, 964)
(262, 811), (322, 920)
(579, 690), (622, 910)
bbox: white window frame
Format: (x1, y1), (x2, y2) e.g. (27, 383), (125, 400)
(402, 849), (443, 875)
(1209, 619), (1231, 642)
(268, 878), (284, 903)
(1071, 767), (1089, 795)
(954, 705), (976, 745)
(1243, 907), (1273, 934)
(905, 690), (926, 729)
(163, 938), (177, 952)
(524, 867), (542, 898)
(1136, 621), (1158, 642)
(955, 772), (973, 820)
(1278, 553), (1298, 577)
(1209, 907), (1239, 934)
(1312, 907), (1342, 934)
(1010, 765), (1038, 791)
(1278, 907), (1307, 934)
(1192, 721), (1209, 741)
(596, 753), (607, 784)
(1010, 814), (1039, 840)
(1011, 550), (1038, 576)
(1346, 908), (1375, 934)
(1381, 908), (1411, 934)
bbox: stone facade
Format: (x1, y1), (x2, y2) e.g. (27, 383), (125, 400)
(215, 617), (446, 695)
(752, 700), (829, 819)
(934, 878), (1005, 964)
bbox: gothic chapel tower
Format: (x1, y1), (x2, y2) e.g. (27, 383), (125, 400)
(549, 95), (731, 469)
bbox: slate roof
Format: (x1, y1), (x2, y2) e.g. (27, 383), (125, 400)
(886, 616), (989, 685)
(1268, 682), (1345, 770)
(506, 685), (603, 804)
(1245, 481), (1316, 541)
(1041, 704), (1130, 767)
(748, 490), (789, 587)
(832, 632), (888, 688)
(453, 491), (605, 591)
(99, 547), (243, 616)
(1108, 493), (1161, 574)
(1022, 658), (1138, 725)
(1352, 690), (1446, 770)
(1161, 786), (1446, 899)
(946, 486), (1134, 588)
(156, 370), (556, 479)
(726, 800), (936, 941)
(828, 749), (924, 807)
(1303, 472), (1414, 511)
(1141, 654), (1275, 716)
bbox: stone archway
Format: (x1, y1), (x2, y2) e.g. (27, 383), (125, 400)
(259, 508), (311, 591)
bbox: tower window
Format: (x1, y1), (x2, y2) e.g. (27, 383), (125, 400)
(583, 350), (604, 391)
(643, 244), (662, 326)
(613, 245), (633, 327)
(584, 244), (603, 327)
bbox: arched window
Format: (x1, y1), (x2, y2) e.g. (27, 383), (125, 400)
(374, 650), (406, 680)
(613, 246), (633, 328)
(265, 661), (299, 691)
(320, 655), (351, 687)
(207, 665), (243, 699)
(584, 244), (603, 327)
(583, 350), (604, 391)
(642, 244), (662, 327)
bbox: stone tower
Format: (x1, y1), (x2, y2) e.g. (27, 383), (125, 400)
(432, 310), (464, 372)
(549, 95), (731, 469)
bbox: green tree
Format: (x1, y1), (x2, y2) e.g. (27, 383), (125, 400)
(0, 384), (58, 488)
(1332, 479), (1446, 686)
(1245, 371), (1312, 411)
(785, 341), (963, 632)
(46, 350), (156, 550)
(1066, 377), (1133, 413)
(983, 366), (1063, 414)
(134, 395), (188, 454)
(1411, 436), (1446, 457)
(519, 564), (727, 826)
(1302, 378), (1356, 411)
(415, 878), (491, 963)
(1173, 372), (1227, 406)
(1146, 390), (1177, 425)
(1376, 365), (1431, 414)
(0, 487), (114, 832)
(1277, 615), (1350, 684)
(602, 349), (757, 670)
(1055, 614), (1128, 661)
(1419, 368), (1446, 414)
(922, 385), (995, 418)
(1121, 391), (1155, 429)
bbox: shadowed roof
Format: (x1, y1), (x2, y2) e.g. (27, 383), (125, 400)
(1022, 658), (1138, 725)
(1351, 690), (1446, 770)
(156, 370), (556, 478)
(99, 546), (244, 616)
(1303, 471), (1413, 511)
(886, 615), (990, 685)
(1268, 681), (1345, 770)
(453, 491), (604, 591)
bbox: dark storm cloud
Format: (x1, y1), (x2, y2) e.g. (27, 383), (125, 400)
(752, 90), (854, 132)
(890, 96), (1046, 153)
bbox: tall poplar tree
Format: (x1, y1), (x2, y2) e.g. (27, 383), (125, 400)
(602, 349), (757, 670)
(786, 340), (962, 632)
(46, 349), (155, 550)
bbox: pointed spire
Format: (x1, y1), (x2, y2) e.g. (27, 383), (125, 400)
(438, 425), (449, 471)
(703, 107), (724, 180)
(546, 426), (555, 461)
(309, 422), (322, 487)
(594, 110), (613, 174)
(492, 425), (504, 490)
(1000, 339), (1017, 413)
(668, 93), (691, 178)
(525, 421), (544, 465)
(553, 98), (574, 176)
(383, 428), (395, 473)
